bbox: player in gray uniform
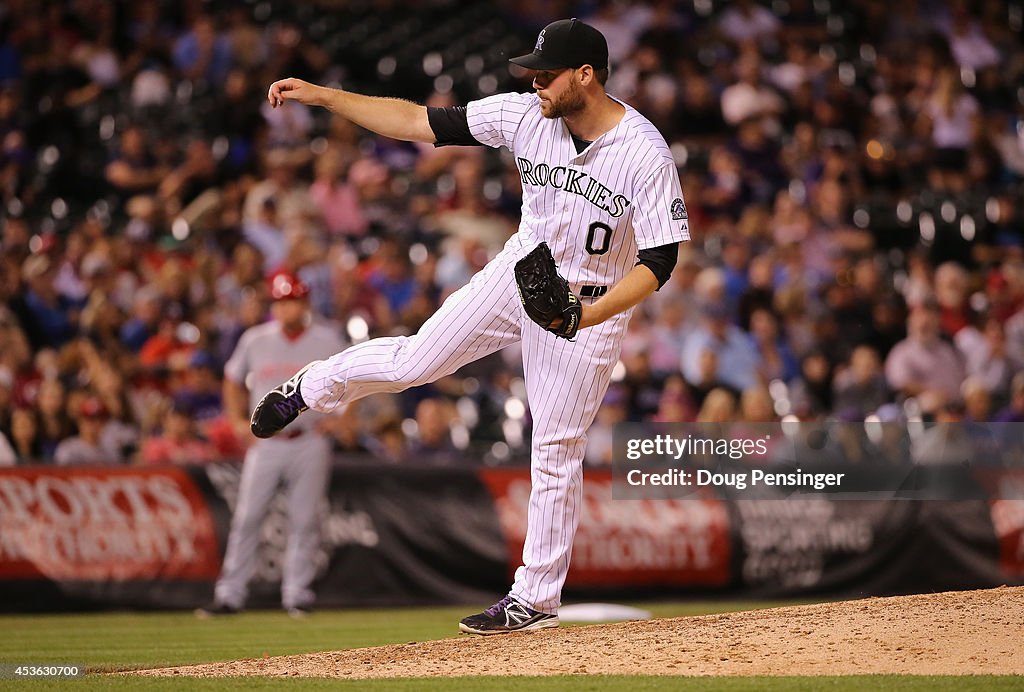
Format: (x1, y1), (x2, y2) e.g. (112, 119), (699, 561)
(256, 19), (688, 633)
(201, 273), (345, 616)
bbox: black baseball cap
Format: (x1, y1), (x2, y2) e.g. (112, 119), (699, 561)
(509, 18), (609, 71)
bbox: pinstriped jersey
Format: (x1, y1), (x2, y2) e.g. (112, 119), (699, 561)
(466, 92), (689, 287)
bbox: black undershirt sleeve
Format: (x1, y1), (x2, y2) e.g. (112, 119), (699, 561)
(636, 242), (679, 290)
(426, 106), (483, 147)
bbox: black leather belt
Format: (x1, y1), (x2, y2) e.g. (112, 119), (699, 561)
(579, 285), (608, 298)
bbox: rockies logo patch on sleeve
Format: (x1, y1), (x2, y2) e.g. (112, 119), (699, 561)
(671, 197), (688, 221)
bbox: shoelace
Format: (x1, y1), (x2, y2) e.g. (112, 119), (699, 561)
(484, 594), (516, 617)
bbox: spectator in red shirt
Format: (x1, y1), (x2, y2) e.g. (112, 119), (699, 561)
(140, 397), (219, 465)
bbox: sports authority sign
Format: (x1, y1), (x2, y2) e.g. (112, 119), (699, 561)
(0, 467), (220, 581)
(479, 469), (731, 588)
(991, 499), (1024, 577)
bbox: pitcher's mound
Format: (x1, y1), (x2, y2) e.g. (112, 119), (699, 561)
(140, 586), (1024, 678)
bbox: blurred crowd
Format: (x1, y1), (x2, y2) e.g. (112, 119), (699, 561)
(1, 0), (1023, 468)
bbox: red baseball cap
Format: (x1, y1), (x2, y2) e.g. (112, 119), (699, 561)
(80, 397), (109, 419)
(269, 272), (310, 301)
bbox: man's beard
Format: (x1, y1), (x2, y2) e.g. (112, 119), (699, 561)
(542, 78), (585, 119)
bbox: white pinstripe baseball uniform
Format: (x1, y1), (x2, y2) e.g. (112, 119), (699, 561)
(296, 92), (688, 613)
(215, 319), (344, 610)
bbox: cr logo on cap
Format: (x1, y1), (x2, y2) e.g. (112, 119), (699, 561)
(535, 29), (545, 52)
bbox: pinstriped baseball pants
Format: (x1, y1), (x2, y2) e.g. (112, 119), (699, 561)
(300, 238), (630, 613)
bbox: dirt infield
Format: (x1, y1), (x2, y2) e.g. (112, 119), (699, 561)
(140, 587), (1023, 678)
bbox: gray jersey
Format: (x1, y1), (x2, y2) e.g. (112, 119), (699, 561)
(225, 321), (346, 433)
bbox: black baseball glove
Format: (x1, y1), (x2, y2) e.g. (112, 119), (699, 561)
(514, 242), (582, 341)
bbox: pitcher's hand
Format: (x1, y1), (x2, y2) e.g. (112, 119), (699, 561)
(267, 78), (323, 108)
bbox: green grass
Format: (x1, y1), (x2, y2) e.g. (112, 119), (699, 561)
(0, 601), (1019, 690)
(0, 600), (807, 671)
(9, 676), (1024, 691)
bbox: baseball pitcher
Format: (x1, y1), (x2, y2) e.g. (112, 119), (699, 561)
(255, 18), (689, 633)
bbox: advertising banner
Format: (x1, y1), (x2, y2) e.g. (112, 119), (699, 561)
(0, 454), (1021, 612)
(0, 467), (220, 582)
(292, 466), (508, 607)
(991, 499), (1024, 578)
(478, 469), (732, 589)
